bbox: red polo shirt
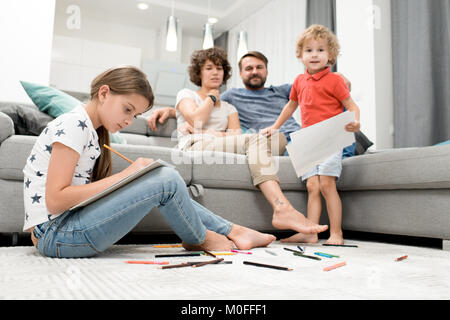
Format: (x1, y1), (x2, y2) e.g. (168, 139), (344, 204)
(290, 67), (350, 128)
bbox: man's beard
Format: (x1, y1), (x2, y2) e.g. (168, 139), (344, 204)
(244, 75), (266, 89)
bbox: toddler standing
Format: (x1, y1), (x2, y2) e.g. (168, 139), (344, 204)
(262, 24), (361, 245)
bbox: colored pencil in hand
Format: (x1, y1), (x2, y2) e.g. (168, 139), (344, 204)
(104, 144), (133, 164)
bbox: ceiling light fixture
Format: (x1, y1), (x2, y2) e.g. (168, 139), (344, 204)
(202, 23), (214, 49)
(237, 31), (248, 62)
(165, 1), (178, 52)
(137, 3), (149, 10)
(208, 17), (218, 24)
(202, 0), (214, 49)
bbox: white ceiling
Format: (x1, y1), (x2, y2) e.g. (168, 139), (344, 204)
(55, 0), (273, 37)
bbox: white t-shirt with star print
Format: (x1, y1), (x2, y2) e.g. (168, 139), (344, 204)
(23, 105), (101, 231)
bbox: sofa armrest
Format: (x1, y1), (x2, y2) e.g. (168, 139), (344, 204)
(120, 115), (177, 139)
(120, 115), (149, 136)
(148, 118), (177, 138)
(0, 112), (14, 144)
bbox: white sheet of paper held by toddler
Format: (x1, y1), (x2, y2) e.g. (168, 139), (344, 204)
(286, 111), (356, 177)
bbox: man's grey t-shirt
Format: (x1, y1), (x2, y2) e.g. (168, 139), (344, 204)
(221, 84), (301, 140)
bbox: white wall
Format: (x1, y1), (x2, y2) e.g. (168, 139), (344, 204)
(227, 0), (307, 89)
(50, 35), (142, 93)
(336, 0), (394, 149)
(0, 0), (55, 103)
(51, 10), (202, 95)
(53, 11), (157, 62)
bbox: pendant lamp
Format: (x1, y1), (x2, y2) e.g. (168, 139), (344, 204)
(202, 22), (214, 49)
(165, 1), (178, 52)
(237, 31), (248, 61)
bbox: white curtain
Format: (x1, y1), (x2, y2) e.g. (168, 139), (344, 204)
(227, 0), (307, 89)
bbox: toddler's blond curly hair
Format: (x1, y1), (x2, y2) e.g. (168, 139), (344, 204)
(296, 24), (340, 66)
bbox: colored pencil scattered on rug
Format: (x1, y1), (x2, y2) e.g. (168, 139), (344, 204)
(395, 255), (408, 262)
(323, 244), (358, 248)
(125, 261), (169, 265)
(243, 261), (292, 271)
(153, 244), (182, 248)
(323, 261), (346, 272)
(231, 250), (252, 254)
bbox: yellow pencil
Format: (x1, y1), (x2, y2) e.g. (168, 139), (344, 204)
(104, 144), (133, 164)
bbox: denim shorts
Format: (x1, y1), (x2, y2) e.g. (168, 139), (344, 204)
(301, 151), (343, 181)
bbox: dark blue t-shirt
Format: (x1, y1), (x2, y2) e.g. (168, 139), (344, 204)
(221, 84), (301, 140)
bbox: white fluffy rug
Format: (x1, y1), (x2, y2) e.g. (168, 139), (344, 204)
(1, 240), (449, 300)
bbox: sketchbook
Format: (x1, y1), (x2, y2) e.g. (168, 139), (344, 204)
(70, 159), (175, 210)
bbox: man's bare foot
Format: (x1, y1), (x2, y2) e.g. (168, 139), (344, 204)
(280, 232), (318, 244)
(182, 230), (234, 251)
(325, 232), (344, 245)
(271, 202), (328, 234)
(227, 225), (276, 250)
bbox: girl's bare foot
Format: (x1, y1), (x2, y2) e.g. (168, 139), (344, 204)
(271, 201), (328, 234)
(280, 232), (318, 244)
(325, 231), (344, 245)
(182, 230), (234, 251)
(227, 224), (276, 250)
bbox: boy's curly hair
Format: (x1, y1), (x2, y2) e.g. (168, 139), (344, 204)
(188, 47), (232, 87)
(296, 24), (340, 66)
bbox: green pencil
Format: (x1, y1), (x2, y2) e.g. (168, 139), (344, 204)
(316, 251), (340, 258)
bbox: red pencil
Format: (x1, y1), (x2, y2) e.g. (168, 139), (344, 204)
(395, 255), (408, 262)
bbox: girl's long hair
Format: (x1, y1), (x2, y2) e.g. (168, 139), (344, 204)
(89, 66), (154, 182)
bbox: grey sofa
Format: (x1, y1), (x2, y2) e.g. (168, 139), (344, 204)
(1, 102), (449, 249)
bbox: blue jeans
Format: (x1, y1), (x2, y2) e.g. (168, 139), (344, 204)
(32, 167), (232, 258)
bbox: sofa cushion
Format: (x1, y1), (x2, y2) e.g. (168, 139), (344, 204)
(20, 81), (125, 144)
(190, 151), (305, 191)
(0, 112), (14, 144)
(20, 80), (80, 118)
(435, 139), (450, 146)
(338, 145), (450, 190)
(119, 116), (150, 136)
(120, 115), (177, 141)
(146, 118), (177, 138)
(0, 102), (53, 136)
(354, 130), (374, 155)
(0, 135), (35, 180)
(140, 106), (178, 138)
(0, 135), (192, 184)
(120, 133), (177, 148)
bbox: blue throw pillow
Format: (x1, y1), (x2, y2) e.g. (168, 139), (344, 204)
(435, 140), (450, 146)
(20, 81), (126, 144)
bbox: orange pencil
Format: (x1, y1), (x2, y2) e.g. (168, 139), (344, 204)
(395, 255), (408, 262)
(153, 244), (182, 248)
(323, 261), (346, 272)
(104, 144), (133, 164)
